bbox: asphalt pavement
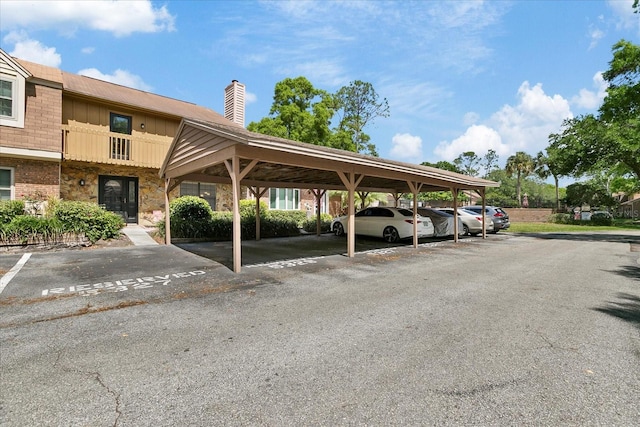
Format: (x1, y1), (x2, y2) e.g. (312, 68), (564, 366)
(1, 231), (639, 425)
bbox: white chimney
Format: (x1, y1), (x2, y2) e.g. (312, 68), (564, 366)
(224, 80), (245, 127)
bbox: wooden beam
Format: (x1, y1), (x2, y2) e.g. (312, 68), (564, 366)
(164, 178), (172, 245)
(451, 187), (459, 243)
(224, 157), (242, 273)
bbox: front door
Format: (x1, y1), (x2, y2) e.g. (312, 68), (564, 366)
(99, 175), (138, 223)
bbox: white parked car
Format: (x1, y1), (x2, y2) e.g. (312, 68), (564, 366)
(331, 207), (434, 243)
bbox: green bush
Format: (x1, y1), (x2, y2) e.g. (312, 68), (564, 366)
(0, 200), (25, 224)
(301, 213), (333, 233)
(52, 201), (124, 243)
(171, 196), (213, 221)
(549, 213), (573, 224)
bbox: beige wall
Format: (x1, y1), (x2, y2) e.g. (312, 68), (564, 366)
(62, 96), (179, 138)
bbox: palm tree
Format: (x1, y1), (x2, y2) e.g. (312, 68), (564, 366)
(505, 152), (535, 207)
(535, 151), (564, 211)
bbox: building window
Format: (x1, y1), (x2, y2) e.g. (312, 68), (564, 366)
(109, 112), (132, 160)
(0, 167), (14, 200)
(180, 182), (216, 210)
(0, 75), (25, 128)
(269, 188), (299, 210)
(0, 79), (13, 117)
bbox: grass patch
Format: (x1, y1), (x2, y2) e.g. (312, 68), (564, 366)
(506, 220), (640, 233)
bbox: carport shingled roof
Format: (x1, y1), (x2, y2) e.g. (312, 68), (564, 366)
(160, 118), (500, 193)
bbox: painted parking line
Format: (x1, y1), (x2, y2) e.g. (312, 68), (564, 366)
(0, 253), (32, 294)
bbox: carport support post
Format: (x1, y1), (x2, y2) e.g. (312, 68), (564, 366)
(227, 158), (242, 273)
(407, 181), (423, 248)
(480, 188), (487, 239)
(337, 171), (363, 258)
(451, 187), (459, 243)
(249, 187), (268, 241)
(311, 189), (326, 236)
(164, 178), (171, 245)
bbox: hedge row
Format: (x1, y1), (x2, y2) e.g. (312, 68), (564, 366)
(0, 199), (124, 246)
(158, 196), (333, 240)
(548, 213), (614, 226)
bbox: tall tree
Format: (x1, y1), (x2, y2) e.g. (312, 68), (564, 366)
(453, 151), (481, 176)
(505, 152), (535, 207)
(247, 77), (335, 145)
(548, 40), (640, 182)
(334, 80), (389, 156)
(421, 160), (462, 174)
(535, 150), (566, 211)
(481, 149), (499, 178)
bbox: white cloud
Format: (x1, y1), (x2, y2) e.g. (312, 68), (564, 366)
(81, 47), (95, 54)
(390, 133), (423, 160)
(78, 68), (153, 92)
(588, 25), (605, 50)
(435, 81), (572, 162)
(571, 72), (607, 109)
(607, 0), (640, 33)
(278, 60), (348, 87)
(463, 112), (480, 126)
(245, 91), (257, 105)
(3, 31), (61, 67)
(0, 0), (175, 37)
(490, 81), (572, 152)
(434, 125), (508, 161)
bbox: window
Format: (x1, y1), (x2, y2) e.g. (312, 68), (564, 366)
(0, 168), (14, 200)
(0, 79), (13, 117)
(0, 75), (25, 128)
(109, 113), (132, 160)
(110, 113), (132, 134)
(180, 182), (216, 210)
(269, 188), (299, 210)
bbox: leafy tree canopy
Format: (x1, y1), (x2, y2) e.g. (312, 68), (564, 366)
(547, 39), (640, 185)
(248, 77), (389, 156)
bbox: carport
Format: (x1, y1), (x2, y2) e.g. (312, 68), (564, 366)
(160, 119), (499, 272)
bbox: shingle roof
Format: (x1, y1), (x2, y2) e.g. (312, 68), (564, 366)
(14, 57), (233, 126)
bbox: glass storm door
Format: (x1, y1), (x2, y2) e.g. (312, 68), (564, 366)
(99, 176), (138, 223)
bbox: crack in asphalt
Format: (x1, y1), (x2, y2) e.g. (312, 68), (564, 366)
(54, 348), (122, 426)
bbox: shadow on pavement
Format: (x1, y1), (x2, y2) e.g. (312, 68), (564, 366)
(594, 292), (640, 330)
(175, 233), (456, 270)
(526, 232), (640, 244)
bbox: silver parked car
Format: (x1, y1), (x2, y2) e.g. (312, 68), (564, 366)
(331, 206), (434, 243)
(464, 205), (510, 233)
(436, 208), (493, 236)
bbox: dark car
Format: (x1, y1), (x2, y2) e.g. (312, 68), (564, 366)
(464, 205), (510, 233)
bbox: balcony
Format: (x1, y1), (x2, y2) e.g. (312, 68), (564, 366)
(62, 123), (173, 168)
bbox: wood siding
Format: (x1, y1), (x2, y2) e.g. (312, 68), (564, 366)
(62, 122), (173, 168)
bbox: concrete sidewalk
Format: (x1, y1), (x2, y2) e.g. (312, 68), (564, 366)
(121, 224), (159, 246)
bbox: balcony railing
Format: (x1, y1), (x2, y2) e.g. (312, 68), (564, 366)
(62, 123), (173, 168)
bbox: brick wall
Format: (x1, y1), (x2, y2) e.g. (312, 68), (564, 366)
(0, 83), (62, 153)
(0, 158), (60, 200)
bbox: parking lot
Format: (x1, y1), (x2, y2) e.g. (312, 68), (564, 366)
(1, 231), (639, 425)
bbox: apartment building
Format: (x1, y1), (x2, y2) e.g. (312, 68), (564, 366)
(0, 50), (234, 223)
(0, 50), (328, 224)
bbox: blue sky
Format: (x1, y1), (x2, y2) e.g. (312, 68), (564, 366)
(1, 0), (638, 178)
